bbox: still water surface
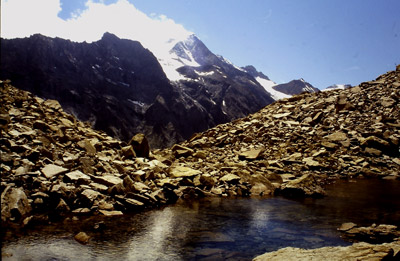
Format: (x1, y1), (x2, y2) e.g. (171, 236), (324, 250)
(2, 179), (400, 260)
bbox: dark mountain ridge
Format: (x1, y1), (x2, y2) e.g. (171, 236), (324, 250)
(0, 33), (275, 148)
(1, 33), (211, 148)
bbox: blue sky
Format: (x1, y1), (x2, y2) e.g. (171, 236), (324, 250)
(3, 0), (400, 88)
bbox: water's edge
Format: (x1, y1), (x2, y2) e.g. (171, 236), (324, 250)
(2, 179), (400, 260)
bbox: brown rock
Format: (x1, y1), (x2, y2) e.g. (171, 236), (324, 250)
(93, 175), (123, 187)
(171, 144), (194, 158)
(302, 157), (321, 168)
(128, 133), (150, 158)
(99, 210), (123, 216)
(281, 174), (325, 197)
(41, 164), (69, 179)
(220, 173), (241, 184)
(324, 131), (348, 142)
(55, 198), (70, 213)
(43, 99), (62, 111)
(74, 232), (90, 244)
(250, 183), (274, 196)
(64, 170), (91, 184)
(81, 189), (101, 204)
(120, 145), (136, 159)
(338, 222), (357, 231)
(168, 165), (201, 178)
(77, 139), (96, 156)
(1, 187), (32, 222)
(239, 148), (264, 160)
(253, 241), (400, 261)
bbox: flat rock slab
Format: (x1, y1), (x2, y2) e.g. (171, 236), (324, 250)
(65, 170), (91, 183)
(220, 173), (241, 183)
(94, 175), (123, 187)
(338, 222), (357, 231)
(239, 148), (263, 160)
(41, 164), (68, 179)
(81, 189), (101, 203)
(169, 165), (201, 178)
(324, 131), (348, 142)
(99, 210), (123, 216)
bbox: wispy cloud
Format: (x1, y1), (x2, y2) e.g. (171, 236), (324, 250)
(1, 0), (192, 56)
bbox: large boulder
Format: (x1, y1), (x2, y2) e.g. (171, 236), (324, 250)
(1, 187), (32, 222)
(168, 165), (202, 178)
(280, 174), (325, 198)
(129, 133), (150, 158)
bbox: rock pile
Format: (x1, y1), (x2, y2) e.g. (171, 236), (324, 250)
(0, 81), (178, 224)
(1, 66), (399, 228)
(161, 65), (400, 198)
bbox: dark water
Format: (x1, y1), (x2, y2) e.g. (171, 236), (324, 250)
(2, 179), (400, 260)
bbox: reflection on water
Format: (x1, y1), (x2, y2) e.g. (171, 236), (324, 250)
(2, 179), (400, 260)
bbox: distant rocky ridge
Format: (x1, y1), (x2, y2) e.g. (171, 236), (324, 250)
(273, 78), (319, 95)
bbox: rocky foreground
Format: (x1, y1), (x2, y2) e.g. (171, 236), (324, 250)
(253, 240), (400, 260)
(1, 66), (400, 258)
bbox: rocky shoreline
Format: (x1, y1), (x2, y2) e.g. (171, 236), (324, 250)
(253, 240), (400, 260)
(1, 65), (400, 259)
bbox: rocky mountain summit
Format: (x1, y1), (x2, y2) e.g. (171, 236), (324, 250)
(273, 78), (319, 95)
